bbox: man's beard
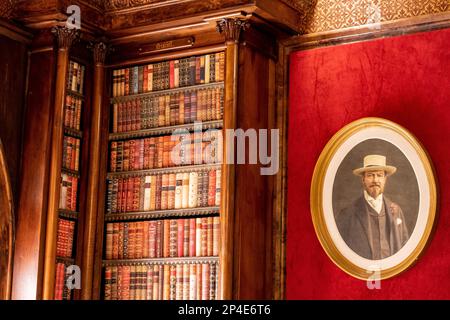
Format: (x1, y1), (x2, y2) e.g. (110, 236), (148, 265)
(366, 184), (383, 198)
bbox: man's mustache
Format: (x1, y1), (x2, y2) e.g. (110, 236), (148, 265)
(369, 184), (381, 187)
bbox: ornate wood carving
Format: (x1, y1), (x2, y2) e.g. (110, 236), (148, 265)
(51, 26), (80, 50)
(105, 0), (176, 11)
(91, 41), (111, 64)
(0, 0), (16, 19)
(216, 18), (250, 43)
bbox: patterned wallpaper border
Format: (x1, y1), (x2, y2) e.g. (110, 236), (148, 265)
(281, 0), (450, 34)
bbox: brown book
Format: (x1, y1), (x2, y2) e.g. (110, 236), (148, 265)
(169, 265), (177, 300)
(169, 219), (178, 258)
(176, 264), (183, 300)
(183, 263), (190, 300)
(201, 263), (210, 300)
(106, 223), (113, 259)
(161, 174), (168, 210)
(118, 222), (124, 259)
(163, 219), (170, 258)
(207, 217), (213, 257)
(104, 267), (112, 300)
(189, 264), (197, 300)
(168, 173), (176, 209)
(163, 264), (170, 300)
(146, 265), (154, 300)
(148, 221), (156, 258)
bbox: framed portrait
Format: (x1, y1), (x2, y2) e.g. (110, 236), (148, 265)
(310, 118), (437, 280)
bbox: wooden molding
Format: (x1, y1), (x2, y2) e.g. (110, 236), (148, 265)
(216, 18), (250, 43)
(283, 11), (450, 51)
(0, 18), (33, 44)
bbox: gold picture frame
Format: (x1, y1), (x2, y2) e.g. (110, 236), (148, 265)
(310, 117), (437, 280)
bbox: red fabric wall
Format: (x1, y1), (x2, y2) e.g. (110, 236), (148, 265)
(287, 28), (450, 299)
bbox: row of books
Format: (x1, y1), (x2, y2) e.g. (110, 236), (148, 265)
(110, 131), (222, 172)
(67, 60), (85, 94)
(111, 52), (225, 97)
(106, 169), (221, 214)
(55, 262), (72, 300)
(63, 136), (81, 171)
(104, 263), (218, 300)
(59, 173), (79, 212)
(64, 95), (82, 131)
(105, 217), (219, 260)
(56, 219), (75, 258)
(112, 87), (224, 133)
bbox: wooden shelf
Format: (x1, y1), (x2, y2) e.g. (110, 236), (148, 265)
(58, 209), (78, 220)
(103, 256), (219, 267)
(56, 256), (75, 265)
(61, 168), (80, 178)
(110, 81), (224, 104)
(109, 119), (223, 141)
(64, 127), (82, 139)
(105, 206), (220, 222)
(107, 163), (221, 179)
(66, 89), (84, 99)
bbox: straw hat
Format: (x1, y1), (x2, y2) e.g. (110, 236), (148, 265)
(353, 154), (397, 176)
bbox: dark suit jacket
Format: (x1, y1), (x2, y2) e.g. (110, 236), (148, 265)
(336, 195), (410, 260)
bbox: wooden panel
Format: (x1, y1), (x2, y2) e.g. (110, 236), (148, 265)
(12, 49), (56, 300)
(0, 140), (14, 300)
(92, 68), (112, 300)
(232, 41), (276, 300)
(0, 34), (27, 217)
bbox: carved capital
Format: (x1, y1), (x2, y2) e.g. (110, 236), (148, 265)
(51, 26), (80, 50)
(216, 18), (250, 43)
(90, 41), (111, 65)
(0, 0), (16, 19)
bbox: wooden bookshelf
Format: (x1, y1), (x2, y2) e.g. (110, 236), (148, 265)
(104, 206), (220, 222)
(64, 127), (83, 139)
(109, 120), (223, 141)
(53, 59), (87, 300)
(98, 51), (225, 300)
(58, 209), (79, 221)
(110, 81), (224, 103)
(103, 256), (219, 267)
(107, 163), (222, 178)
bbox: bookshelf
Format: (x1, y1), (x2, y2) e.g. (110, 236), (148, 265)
(101, 52), (225, 300)
(54, 60), (86, 300)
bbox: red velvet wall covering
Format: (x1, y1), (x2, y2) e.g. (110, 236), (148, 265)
(287, 28), (450, 299)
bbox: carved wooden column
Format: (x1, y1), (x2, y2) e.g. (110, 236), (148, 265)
(80, 41), (108, 300)
(42, 26), (79, 300)
(216, 18), (249, 300)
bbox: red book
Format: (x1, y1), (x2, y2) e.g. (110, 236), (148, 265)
(169, 60), (175, 89)
(189, 219), (196, 256)
(177, 219), (184, 257)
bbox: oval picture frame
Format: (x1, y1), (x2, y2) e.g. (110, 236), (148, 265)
(310, 117), (437, 280)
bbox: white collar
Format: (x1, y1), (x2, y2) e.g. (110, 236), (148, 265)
(364, 190), (383, 214)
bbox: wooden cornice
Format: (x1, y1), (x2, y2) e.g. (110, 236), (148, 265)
(13, 0), (300, 45)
